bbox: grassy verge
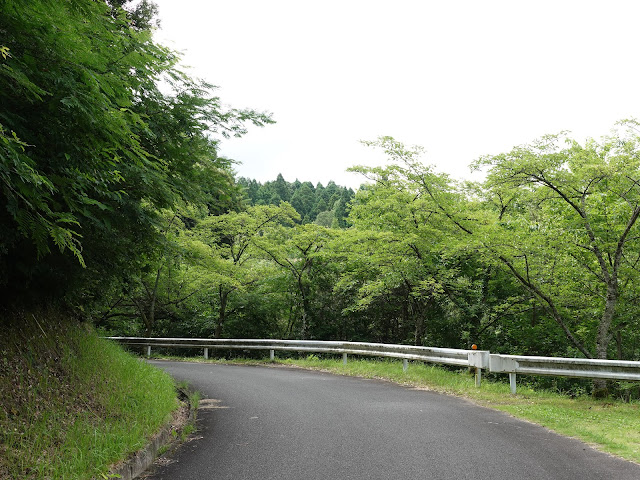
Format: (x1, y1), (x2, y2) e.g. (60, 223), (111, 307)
(153, 353), (640, 464)
(0, 312), (178, 479)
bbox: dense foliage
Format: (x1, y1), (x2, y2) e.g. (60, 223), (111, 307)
(237, 174), (354, 226)
(99, 128), (640, 383)
(0, 0), (270, 307)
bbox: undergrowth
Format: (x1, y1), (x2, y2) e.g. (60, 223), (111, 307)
(0, 310), (178, 479)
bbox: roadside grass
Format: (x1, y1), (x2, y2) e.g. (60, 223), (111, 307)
(0, 312), (178, 479)
(176, 381), (201, 442)
(151, 353), (640, 464)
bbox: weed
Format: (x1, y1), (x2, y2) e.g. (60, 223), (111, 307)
(181, 424), (196, 442)
(0, 311), (178, 479)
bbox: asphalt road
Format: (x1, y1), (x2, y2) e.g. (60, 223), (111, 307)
(144, 361), (640, 480)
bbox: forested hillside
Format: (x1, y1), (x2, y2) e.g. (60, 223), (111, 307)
(98, 131), (640, 379)
(2, 0), (640, 397)
(237, 175), (354, 227)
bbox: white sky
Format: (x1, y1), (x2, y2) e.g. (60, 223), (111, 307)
(151, 0), (640, 189)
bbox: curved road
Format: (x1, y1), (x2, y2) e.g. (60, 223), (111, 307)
(145, 361), (640, 479)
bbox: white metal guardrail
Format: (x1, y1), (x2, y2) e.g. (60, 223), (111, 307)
(107, 337), (640, 394)
(490, 354), (640, 394)
(107, 337), (489, 386)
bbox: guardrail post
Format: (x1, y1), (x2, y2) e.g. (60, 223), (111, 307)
(403, 359), (408, 372)
(270, 349), (275, 362)
(509, 373), (517, 394)
(204, 347), (209, 360)
(146, 345), (151, 357)
(343, 352), (348, 365)
(468, 351), (489, 388)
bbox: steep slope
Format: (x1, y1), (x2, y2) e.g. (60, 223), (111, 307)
(0, 310), (178, 479)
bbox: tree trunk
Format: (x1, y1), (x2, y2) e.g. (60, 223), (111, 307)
(499, 255), (593, 359)
(298, 276), (310, 339)
(413, 298), (427, 346)
(616, 330), (623, 360)
(596, 283), (618, 360)
(214, 287), (229, 338)
(592, 283), (618, 395)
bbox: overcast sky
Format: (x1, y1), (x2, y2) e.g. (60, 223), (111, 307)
(151, 0), (640, 189)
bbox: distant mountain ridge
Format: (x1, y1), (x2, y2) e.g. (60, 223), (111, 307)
(237, 174), (355, 227)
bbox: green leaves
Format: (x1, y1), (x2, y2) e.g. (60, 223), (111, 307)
(0, 0), (275, 305)
(475, 122), (640, 359)
(239, 176), (354, 226)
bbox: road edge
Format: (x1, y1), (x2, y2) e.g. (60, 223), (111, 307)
(105, 388), (196, 480)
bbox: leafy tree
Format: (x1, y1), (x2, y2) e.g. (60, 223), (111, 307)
(350, 127), (640, 365)
(473, 123), (640, 361)
(290, 182), (315, 222)
(193, 203), (299, 337)
(238, 176), (354, 227)
(347, 137), (565, 351)
(257, 224), (336, 338)
(347, 140), (480, 346)
(0, 0), (272, 309)
(314, 210), (334, 227)
(107, 0), (160, 31)
(98, 210), (200, 336)
(273, 173), (291, 202)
